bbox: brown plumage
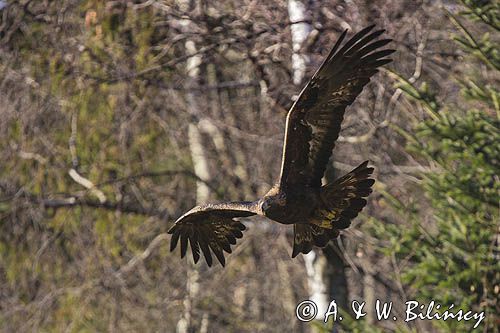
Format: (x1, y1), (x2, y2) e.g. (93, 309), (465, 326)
(169, 25), (394, 266)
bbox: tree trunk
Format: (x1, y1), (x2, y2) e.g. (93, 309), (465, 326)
(288, 2), (349, 331)
(288, 0), (311, 85)
(176, 2), (207, 333)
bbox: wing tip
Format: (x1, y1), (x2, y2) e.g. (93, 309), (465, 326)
(353, 24), (377, 40)
(180, 235), (188, 258)
(365, 23), (377, 32)
(169, 228), (180, 252)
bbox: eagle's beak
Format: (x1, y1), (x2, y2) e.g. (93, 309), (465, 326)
(261, 200), (270, 212)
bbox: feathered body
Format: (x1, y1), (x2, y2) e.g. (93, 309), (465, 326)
(168, 25), (394, 266)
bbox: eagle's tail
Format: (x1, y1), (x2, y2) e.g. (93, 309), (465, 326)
(291, 161), (374, 257)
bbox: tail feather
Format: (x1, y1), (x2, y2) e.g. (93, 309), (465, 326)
(292, 224), (339, 257)
(291, 161), (374, 257)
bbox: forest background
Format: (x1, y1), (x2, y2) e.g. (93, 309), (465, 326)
(0, 0), (498, 332)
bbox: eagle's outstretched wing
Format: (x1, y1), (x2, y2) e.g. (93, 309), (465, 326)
(168, 202), (258, 267)
(279, 25), (394, 189)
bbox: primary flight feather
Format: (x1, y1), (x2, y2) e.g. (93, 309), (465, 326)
(169, 25), (394, 266)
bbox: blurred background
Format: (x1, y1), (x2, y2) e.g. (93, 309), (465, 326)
(0, 0), (498, 332)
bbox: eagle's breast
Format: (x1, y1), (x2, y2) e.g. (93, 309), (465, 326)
(264, 187), (319, 224)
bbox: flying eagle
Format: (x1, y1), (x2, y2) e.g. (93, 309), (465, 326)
(169, 25), (394, 266)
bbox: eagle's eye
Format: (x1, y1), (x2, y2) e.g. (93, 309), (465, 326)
(277, 194), (287, 206)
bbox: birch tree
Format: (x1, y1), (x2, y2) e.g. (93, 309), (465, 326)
(288, 0), (329, 323)
(288, 2), (350, 331)
(174, 1), (208, 332)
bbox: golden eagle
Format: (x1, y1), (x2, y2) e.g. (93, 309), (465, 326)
(169, 25), (394, 266)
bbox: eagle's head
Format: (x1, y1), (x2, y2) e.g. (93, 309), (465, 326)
(259, 191), (286, 218)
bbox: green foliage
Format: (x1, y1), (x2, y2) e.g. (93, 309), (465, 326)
(459, 0), (500, 31)
(376, 2), (500, 332)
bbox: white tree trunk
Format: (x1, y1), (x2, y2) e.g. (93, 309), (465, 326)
(303, 251), (330, 321)
(288, 0), (311, 85)
(175, 2), (207, 333)
(288, 0), (330, 322)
